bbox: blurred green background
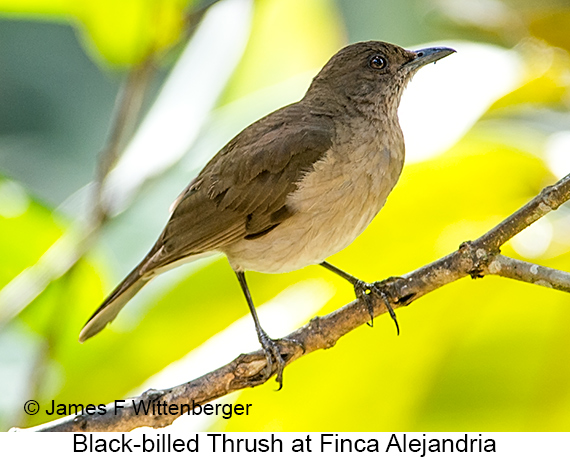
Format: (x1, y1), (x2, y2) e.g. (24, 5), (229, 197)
(1, 0), (570, 432)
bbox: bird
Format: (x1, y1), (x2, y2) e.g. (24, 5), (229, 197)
(80, 41), (455, 387)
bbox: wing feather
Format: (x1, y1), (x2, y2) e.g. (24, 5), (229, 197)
(147, 104), (334, 271)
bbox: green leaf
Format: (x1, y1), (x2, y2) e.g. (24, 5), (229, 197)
(0, 178), (63, 290)
(528, 9), (570, 55)
(0, 0), (192, 66)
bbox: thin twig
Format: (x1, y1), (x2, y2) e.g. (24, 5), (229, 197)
(92, 58), (156, 225)
(20, 172), (570, 433)
(487, 254), (570, 292)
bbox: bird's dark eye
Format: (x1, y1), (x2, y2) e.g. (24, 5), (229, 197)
(369, 55), (387, 70)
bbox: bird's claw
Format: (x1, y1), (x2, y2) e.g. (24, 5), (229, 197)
(354, 280), (400, 335)
(354, 280), (376, 327)
(258, 331), (301, 390)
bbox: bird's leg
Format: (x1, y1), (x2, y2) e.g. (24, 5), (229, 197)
(235, 271), (286, 388)
(320, 261), (399, 335)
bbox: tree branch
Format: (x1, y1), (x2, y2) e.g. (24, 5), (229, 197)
(487, 254), (570, 292)
(19, 172), (570, 432)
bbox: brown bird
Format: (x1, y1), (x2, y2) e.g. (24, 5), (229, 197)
(80, 41), (454, 386)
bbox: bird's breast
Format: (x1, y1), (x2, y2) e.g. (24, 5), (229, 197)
(224, 139), (404, 274)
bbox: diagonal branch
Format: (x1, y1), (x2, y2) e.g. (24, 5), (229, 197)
(18, 172), (570, 432)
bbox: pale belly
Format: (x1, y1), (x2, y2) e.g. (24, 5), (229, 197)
(223, 144), (403, 273)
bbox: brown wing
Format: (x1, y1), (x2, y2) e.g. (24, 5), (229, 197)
(145, 103), (335, 271)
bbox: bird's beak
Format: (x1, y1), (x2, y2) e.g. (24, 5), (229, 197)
(404, 46), (456, 70)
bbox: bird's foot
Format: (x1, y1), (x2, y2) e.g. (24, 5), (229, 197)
(354, 278), (400, 335)
(258, 330), (302, 390)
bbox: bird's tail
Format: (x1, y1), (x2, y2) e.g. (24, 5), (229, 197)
(79, 265), (152, 342)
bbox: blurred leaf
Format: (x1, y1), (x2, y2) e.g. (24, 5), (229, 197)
(528, 9), (570, 54)
(220, 0), (346, 103)
(489, 43), (570, 112)
(0, 0), (68, 15)
(0, 0), (192, 65)
(0, 178), (63, 289)
(73, 0), (190, 65)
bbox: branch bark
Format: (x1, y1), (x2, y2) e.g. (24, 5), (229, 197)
(19, 173), (570, 432)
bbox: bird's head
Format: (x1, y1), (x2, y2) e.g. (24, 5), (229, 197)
(306, 41), (455, 114)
